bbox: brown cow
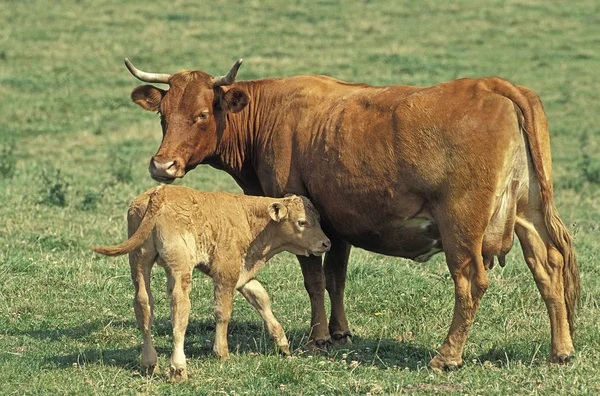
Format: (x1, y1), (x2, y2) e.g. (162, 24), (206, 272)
(92, 185), (330, 381)
(123, 58), (580, 371)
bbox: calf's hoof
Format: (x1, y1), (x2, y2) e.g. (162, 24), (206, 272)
(141, 364), (159, 377)
(429, 355), (463, 373)
(278, 344), (291, 356)
(169, 366), (188, 383)
(549, 352), (573, 365)
(214, 349), (230, 360)
(141, 348), (158, 375)
(331, 331), (352, 346)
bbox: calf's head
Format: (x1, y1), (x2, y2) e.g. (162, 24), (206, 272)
(125, 58), (249, 183)
(267, 195), (331, 257)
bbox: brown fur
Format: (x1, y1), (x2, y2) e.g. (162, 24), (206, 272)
(92, 185), (329, 381)
(126, 63), (579, 368)
(515, 86), (580, 336)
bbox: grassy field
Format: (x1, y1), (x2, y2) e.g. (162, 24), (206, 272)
(1, 0), (599, 394)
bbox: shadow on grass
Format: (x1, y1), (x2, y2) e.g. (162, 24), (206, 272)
(314, 335), (436, 370)
(37, 319), (284, 370)
(9, 321), (103, 341)
(45, 346), (141, 371)
(21, 318), (545, 372)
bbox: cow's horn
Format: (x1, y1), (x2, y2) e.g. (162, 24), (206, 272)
(212, 59), (243, 87)
(124, 58), (171, 84)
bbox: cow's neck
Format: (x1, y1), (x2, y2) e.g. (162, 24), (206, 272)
(215, 79), (284, 194)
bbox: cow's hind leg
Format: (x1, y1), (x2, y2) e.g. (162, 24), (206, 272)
(515, 211), (575, 362)
(324, 238), (353, 346)
(129, 246), (158, 376)
(238, 279), (290, 355)
(429, 202), (491, 372)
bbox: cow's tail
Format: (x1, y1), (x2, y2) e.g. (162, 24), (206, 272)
(91, 186), (165, 256)
(486, 78), (580, 337)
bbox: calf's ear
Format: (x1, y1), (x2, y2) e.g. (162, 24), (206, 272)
(222, 88), (249, 113)
(131, 85), (167, 112)
(268, 202), (288, 222)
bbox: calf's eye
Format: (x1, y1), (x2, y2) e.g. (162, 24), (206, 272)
(297, 220), (308, 228)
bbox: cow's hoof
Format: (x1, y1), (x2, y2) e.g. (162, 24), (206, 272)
(307, 338), (332, 354)
(429, 355), (462, 373)
(142, 364), (159, 376)
(169, 366), (188, 383)
(549, 352), (573, 365)
(331, 331), (353, 346)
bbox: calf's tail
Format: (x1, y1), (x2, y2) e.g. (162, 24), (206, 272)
(91, 186), (165, 256)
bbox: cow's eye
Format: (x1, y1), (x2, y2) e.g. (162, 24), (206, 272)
(196, 111), (209, 122)
(297, 220), (308, 228)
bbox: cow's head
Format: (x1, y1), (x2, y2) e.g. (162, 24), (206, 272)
(125, 58), (249, 183)
(267, 195), (331, 257)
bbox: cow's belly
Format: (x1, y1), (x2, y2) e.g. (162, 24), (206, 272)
(259, 174), (444, 261)
(341, 215), (443, 262)
(257, 148), (444, 261)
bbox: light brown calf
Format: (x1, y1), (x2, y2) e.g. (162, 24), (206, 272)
(92, 185), (330, 382)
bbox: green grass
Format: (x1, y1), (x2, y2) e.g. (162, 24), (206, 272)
(1, 0), (599, 394)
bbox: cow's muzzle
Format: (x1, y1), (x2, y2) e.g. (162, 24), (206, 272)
(149, 157), (185, 184)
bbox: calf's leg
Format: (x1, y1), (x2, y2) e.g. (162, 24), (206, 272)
(129, 247), (157, 375)
(166, 268), (193, 382)
(213, 280), (236, 359)
(324, 238), (352, 345)
(238, 279), (290, 355)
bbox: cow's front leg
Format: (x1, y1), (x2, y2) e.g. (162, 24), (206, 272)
(324, 238), (352, 346)
(167, 269), (193, 382)
(297, 254), (330, 349)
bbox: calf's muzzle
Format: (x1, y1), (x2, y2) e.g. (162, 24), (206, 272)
(312, 238), (331, 256)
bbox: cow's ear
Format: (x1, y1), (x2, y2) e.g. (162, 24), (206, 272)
(222, 88), (249, 113)
(131, 85), (167, 112)
(268, 202), (288, 222)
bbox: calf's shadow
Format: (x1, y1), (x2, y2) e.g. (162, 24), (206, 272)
(28, 318), (540, 372)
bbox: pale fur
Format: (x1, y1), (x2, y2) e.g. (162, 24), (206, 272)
(92, 185), (329, 382)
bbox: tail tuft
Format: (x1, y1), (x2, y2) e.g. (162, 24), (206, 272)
(545, 204), (580, 337)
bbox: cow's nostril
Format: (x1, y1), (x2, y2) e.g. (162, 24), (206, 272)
(151, 158), (177, 177)
(322, 239), (331, 250)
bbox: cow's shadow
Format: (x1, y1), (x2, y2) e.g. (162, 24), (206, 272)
(24, 319), (539, 371)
